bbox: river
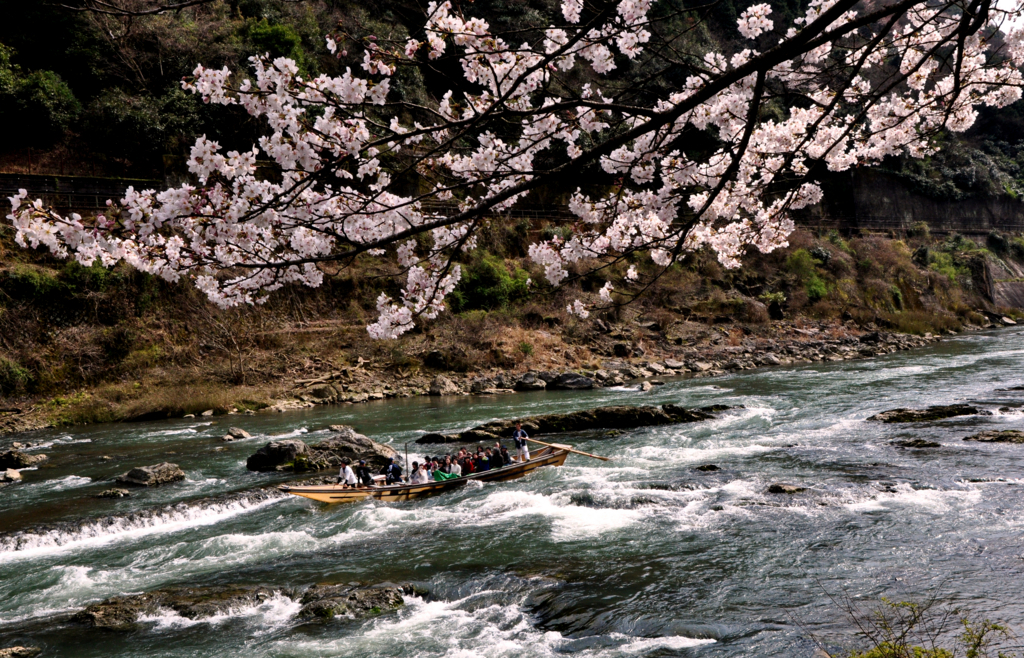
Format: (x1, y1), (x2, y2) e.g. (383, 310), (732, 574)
(1, 328), (1023, 657)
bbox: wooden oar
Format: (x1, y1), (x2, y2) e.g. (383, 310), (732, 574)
(525, 437), (612, 461)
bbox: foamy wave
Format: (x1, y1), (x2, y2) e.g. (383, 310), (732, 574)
(21, 436), (92, 451)
(624, 442), (775, 464)
(36, 475), (93, 491)
(344, 489), (640, 542)
(269, 592), (715, 658)
(0, 494), (285, 562)
(617, 633), (716, 652)
(146, 428), (198, 437)
(843, 483), (979, 513)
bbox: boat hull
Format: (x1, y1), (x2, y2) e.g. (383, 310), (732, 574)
(279, 446), (570, 504)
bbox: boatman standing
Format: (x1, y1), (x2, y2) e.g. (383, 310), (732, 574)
(512, 422), (530, 462)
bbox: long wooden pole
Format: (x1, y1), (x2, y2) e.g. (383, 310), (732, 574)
(525, 438), (612, 461)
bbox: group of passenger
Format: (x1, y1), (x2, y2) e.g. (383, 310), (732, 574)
(336, 422), (534, 488)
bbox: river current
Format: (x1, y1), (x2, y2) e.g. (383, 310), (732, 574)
(1, 328), (1023, 657)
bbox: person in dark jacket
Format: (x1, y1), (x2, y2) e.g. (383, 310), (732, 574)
(380, 458), (403, 484)
(489, 447), (504, 469)
(355, 460), (374, 487)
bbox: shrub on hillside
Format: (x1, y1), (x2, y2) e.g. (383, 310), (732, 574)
(448, 253), (530, 313)
(0, 357), (31, 398)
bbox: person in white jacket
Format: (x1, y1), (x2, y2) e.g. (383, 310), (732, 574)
(338, 459), (358, 487)
(409, 461), (429, 484)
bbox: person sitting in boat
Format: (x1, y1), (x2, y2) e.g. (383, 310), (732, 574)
(355, 460), (374, 487)
(380, 458), (403, 485)
(499, 444), (512, 466)
(476, 448), (490, 472)
(409, 461), (428, 484)
(338, 459), (358, 488)
(490, 446), (505, 469)
(512, 423), (530, 462)
(460, 454), (474, 474)
(447, 455), (461, 477)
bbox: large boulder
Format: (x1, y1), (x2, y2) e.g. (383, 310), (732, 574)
(513, 373), (547, 391)
(246, 440), (312, 472)
(0, 450), (47, 469)
(1, 468), (21, 483)
(116, 463), (186, 487)
(247, 430), (397, 472)
(429, 375), (461, 396)
(867, 405), (984, 423)
(311, 429), (398, 469)
(547, 373), (595, 390)
(298, 584), (404, 620)
(223, 427), (252, 441)
(963, 429), (1024, 443)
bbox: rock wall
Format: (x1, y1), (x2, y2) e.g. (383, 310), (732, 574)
(804, 169), (1024, 234)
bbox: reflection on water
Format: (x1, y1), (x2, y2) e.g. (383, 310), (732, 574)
(1, 328), (1023, 656)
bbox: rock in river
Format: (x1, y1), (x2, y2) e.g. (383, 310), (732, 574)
(867, 404), (984, 423)
(76, 586), (283, 629)
(0, 648), (41, 658)
(298, 583), (405, 620)
(546, 373), (595, 390)
(892, 439), (942, 448)
(74, 584), (404, 630)
(222, 427), (252, 441)
(768, 483), (807, 494)
(0, 450), (47, 469)
(247, 428), (397, 472)
(115, 462), (186, 487)
(963, 429), (1024, 443)
(95, 488), (132, 498)
(417, 404), (737, 444)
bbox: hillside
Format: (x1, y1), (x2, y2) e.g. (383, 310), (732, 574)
(0, 219), (1021, 434)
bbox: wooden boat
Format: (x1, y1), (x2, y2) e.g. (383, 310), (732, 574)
(279, 444), (571, 504)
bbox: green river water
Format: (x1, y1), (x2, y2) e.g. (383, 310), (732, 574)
(1, 327), (1023, 657)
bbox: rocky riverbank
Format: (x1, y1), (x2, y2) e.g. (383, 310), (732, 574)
(0, 319), (1017, 439)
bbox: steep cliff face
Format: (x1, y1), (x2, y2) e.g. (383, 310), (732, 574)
(990, 258), (1024, 309)
(808, 169), (1024, 234)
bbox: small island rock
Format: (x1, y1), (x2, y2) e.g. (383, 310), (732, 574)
(0, 450), (47, 469)
(298, 584), (405, 620)
(867, 405), (983, 423)
(768, 483), (807, 494)
(246, 440), (312, 471)
(96, 488), (132, 498)
(116, 463), (186, 487)
(892, 439), (942, 448)
(963, 429), (1024, 443)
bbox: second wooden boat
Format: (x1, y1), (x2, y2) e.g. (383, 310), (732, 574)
(279, 444), (570, 504)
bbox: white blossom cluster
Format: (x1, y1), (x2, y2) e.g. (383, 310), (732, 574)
(9, 0), (1024, 335)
